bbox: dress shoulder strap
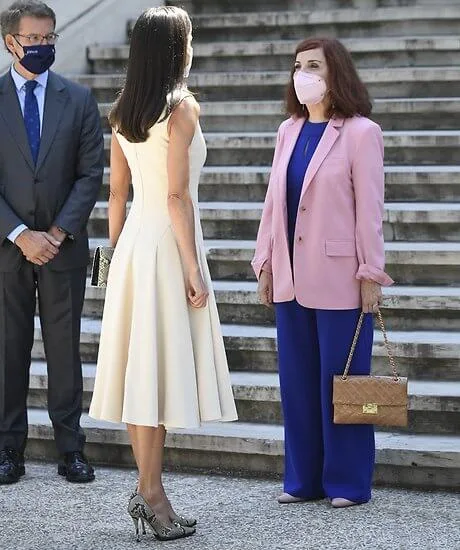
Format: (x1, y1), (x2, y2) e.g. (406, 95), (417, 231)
(158, 88), (195, 129)
(167, 87), (193, 111)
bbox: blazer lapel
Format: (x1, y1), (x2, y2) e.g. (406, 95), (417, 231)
(298, 117), (344, 202)
(36, 72), (68, 171)
(276, 117), (305, 232)
(0, 73), (35, 171)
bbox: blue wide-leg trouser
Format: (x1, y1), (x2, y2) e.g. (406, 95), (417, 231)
(275, 300), (375, 503)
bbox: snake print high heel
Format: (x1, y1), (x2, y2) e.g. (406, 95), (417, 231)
(127, 493), (196, 542)
(130, 485), (197, 528)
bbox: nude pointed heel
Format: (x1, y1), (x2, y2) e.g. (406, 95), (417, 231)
(331, 498), (359, 508)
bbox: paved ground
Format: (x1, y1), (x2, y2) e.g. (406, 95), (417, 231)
(0, 462), (458, 550)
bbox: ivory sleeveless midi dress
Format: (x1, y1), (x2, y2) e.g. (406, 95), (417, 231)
(89, 94), (238, 428)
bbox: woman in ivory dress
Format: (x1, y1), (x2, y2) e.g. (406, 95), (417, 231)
(89, 6), (237, 542)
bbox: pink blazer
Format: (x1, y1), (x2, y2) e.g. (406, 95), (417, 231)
(252, 115), (394, 310)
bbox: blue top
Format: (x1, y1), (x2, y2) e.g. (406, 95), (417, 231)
(286, 120), (328, 259)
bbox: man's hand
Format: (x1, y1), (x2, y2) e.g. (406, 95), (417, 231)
(15, 229), (61, 266)
(361, 280), (383, 314)
(48, 225), (67, 244)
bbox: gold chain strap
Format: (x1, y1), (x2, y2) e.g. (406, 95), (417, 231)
(342, 312), (364, 379)
(341, 308), (399, 381)
(376, 309), (399, 380)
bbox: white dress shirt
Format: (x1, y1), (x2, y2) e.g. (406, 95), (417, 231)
(7, 65), (49, 243)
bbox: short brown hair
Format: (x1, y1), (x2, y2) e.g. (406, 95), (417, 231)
(0, 1), (56, 50)
(285, 37), (372, 120)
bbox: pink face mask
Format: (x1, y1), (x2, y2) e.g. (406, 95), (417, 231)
(293, 71), (327, 105)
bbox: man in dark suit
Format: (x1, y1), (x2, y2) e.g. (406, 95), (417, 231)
(0, 1), (104, 483)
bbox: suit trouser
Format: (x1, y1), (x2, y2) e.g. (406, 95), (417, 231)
(0, 262), (86, 455)
(275, 301), (375, 503)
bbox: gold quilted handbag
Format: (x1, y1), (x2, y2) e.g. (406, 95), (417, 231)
(90, 246), (114, 288)
(333, 309), (408, 427)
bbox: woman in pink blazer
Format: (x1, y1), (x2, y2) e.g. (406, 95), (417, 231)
(252, 37), (393, 508)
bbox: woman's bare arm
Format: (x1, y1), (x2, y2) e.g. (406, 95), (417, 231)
(166, 97), (200, 275)
(167, 96), (208, 308)
(108, 130), (131, 247)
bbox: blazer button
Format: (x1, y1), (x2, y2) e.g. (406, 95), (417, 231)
(300, 206), (306, 212)
(298, 236), (303, 243)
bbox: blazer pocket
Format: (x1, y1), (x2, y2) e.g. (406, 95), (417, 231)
(325, 239), (356, 257)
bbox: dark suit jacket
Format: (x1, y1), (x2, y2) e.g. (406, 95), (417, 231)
(0, 70), (104, 272)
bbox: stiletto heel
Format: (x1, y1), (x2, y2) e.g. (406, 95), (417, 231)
(130, 484), (197, 528)
(127, 493), (195, 541)
(131, 517), (140, 542)
(129, 493), (145, 542)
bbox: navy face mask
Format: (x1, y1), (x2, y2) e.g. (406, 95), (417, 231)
(19, 44), (55, 74)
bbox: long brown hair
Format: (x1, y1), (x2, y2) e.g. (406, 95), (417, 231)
(109, 6), (191, 143)
(286, 37), (372, 120)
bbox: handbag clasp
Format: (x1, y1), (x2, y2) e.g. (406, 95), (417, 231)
(363, 403), (378, 414)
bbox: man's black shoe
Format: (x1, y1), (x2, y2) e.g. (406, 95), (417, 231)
(58, 451), (95, 483)
(0, 448), (25, 484)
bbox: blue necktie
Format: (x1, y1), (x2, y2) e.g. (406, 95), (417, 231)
(24, 80), (40, 165)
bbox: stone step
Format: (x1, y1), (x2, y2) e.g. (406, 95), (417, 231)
(82, 276), (460, 330)
(88, 201), (460, 242)
(191, 36), (460, 71)
(194, 98), (460, 133)
(98, 98), (460, 133)
(25, 408), (460, 489)
(27, 364), (460, 434)
(157, 6), (460, 41)
(383, 202), (460, 241)
(169, 1), (460, 14)
(102, 131), (460, 166)
(215, 283), (460, 333)
(85, 238), (460, 286)
(88, 36), (460, 74)
(200, 131), (460, 166)
(200, 239), (460, 285)
(100, 165), (460, 203)
(197, 98), (460, 132)
(169, 0), (354, 13)
(72, 67), (460, 102)
(212, 282), (460, 332)
(32, 317), (460, 381)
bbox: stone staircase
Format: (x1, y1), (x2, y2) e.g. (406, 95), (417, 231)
(27, 1), (460, 489)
